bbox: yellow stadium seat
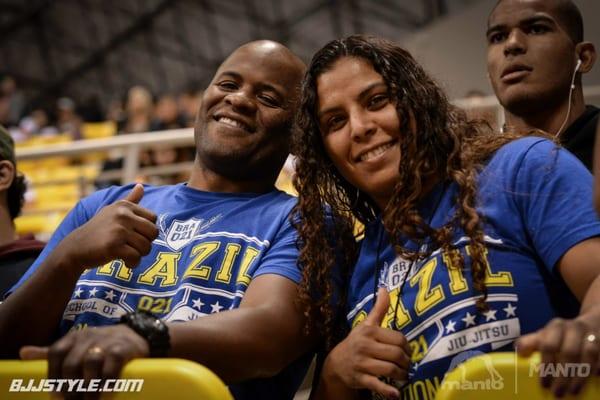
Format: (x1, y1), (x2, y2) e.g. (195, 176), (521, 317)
(80, 122), (118, 163)
(0, 358), (233, 400)
(437, 352), (600, 400)
(14, 212), (66, 236)
(82, 121), (117, 139)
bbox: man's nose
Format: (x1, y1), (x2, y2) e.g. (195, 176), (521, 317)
(225, 91), (256, 113)
(504, 29), (527, 57)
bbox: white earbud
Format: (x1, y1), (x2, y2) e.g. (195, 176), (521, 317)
(557, 58), (583, 137)
(571, 59), (582, 90)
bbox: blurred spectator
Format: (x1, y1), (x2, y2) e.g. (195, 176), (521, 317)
(0, 76), (25, 126)
(118, 85), (154, 134)
(177, 84), (202, 127)
(151, 94), (186, 130)
(56, 97), (82, 140)
(18, 109), (58, 139)
(98, 86), (154, 188)
(78, 95), (105, 123)
(462, 89), (499, 131)
(147, 93), (191, 184)
(0, 124), (45, 297)
(106, 98), (125, 123)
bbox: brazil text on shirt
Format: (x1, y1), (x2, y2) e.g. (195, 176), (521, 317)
(345, 138), (600, 400)
(7, 183), (303, 335)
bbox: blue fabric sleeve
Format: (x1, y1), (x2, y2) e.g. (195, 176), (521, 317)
(513, 139), (600, 271)
(3, 186), (126, 298)
(252, 212), (302, 284)
(4, 201), (90, 298)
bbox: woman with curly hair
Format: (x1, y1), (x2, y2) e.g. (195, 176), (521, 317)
(291, 35), (600, 399)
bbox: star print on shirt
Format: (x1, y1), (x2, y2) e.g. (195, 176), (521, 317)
(192, 298), (204, 311)
(88, 287), (99, 297)
(503, 303), (517, 317)
(483, 309), (497, 321)
(462, 312), (477, 327)
(74, 287), (83, 298)
(104, 289), (116, 301)
(445, 319), (457, 333)
(210, 301), (224, 313)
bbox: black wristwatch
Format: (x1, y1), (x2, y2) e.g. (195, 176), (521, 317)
(120, 310), (170, 357)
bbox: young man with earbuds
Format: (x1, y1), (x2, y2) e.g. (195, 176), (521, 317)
(486, 0), (598, 170)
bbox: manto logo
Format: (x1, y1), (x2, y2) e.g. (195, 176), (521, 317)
(442, 350), (504, 391)
(530, 363), (591, 378)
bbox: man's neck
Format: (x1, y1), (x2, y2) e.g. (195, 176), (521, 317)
(504, 90), (586, 137)
(187, 159), (277, 194)
(0, 207), (16, 247)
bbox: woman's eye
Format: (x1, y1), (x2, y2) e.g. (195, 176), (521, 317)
(325, 116), (345, 132)
(368, 95), (388, 109)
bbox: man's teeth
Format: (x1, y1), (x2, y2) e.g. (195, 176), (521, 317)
(360, 143), (394, 161)
(218, 117), (248, 130)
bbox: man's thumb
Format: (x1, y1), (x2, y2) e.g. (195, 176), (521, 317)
(365, 287), (390, 326)
(19, 345), (49, 360)
(124, 183), (144, 204)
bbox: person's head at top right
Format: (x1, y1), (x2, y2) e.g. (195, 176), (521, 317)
(486, 0), (596, 134)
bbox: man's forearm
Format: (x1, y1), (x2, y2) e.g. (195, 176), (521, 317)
(168, 305), (314, 383)
(0, 251), (82, 357)
(578, 275), (600, 328)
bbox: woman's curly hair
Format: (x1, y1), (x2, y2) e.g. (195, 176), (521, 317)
(291, 35), (532, 348)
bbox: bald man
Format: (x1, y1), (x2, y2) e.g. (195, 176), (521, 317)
(486, 0), (598, 169)
(0, 41), (313, 399)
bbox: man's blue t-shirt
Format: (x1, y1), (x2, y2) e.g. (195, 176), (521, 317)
(10, 183), (310, 400)
(346, 138), (600, 400)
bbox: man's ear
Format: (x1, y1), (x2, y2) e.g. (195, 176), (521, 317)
(576, 42), (597, 74)
(0, 160), (15, 191)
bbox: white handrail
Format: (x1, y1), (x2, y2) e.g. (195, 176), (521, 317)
(16, 128), (195, 160)
(16, 128), (195, 184)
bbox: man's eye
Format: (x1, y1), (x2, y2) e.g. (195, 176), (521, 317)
(529, 25), (549, 35)
(488, 32), (506, 44)
(259, 95), (280, 107)
(217, 81), (238, 90)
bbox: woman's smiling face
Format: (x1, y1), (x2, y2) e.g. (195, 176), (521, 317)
(316, 56), (404, 209)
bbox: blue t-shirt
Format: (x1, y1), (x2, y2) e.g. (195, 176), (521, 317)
(346, 138), (600, 400)
(9, 183), (310, 400)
